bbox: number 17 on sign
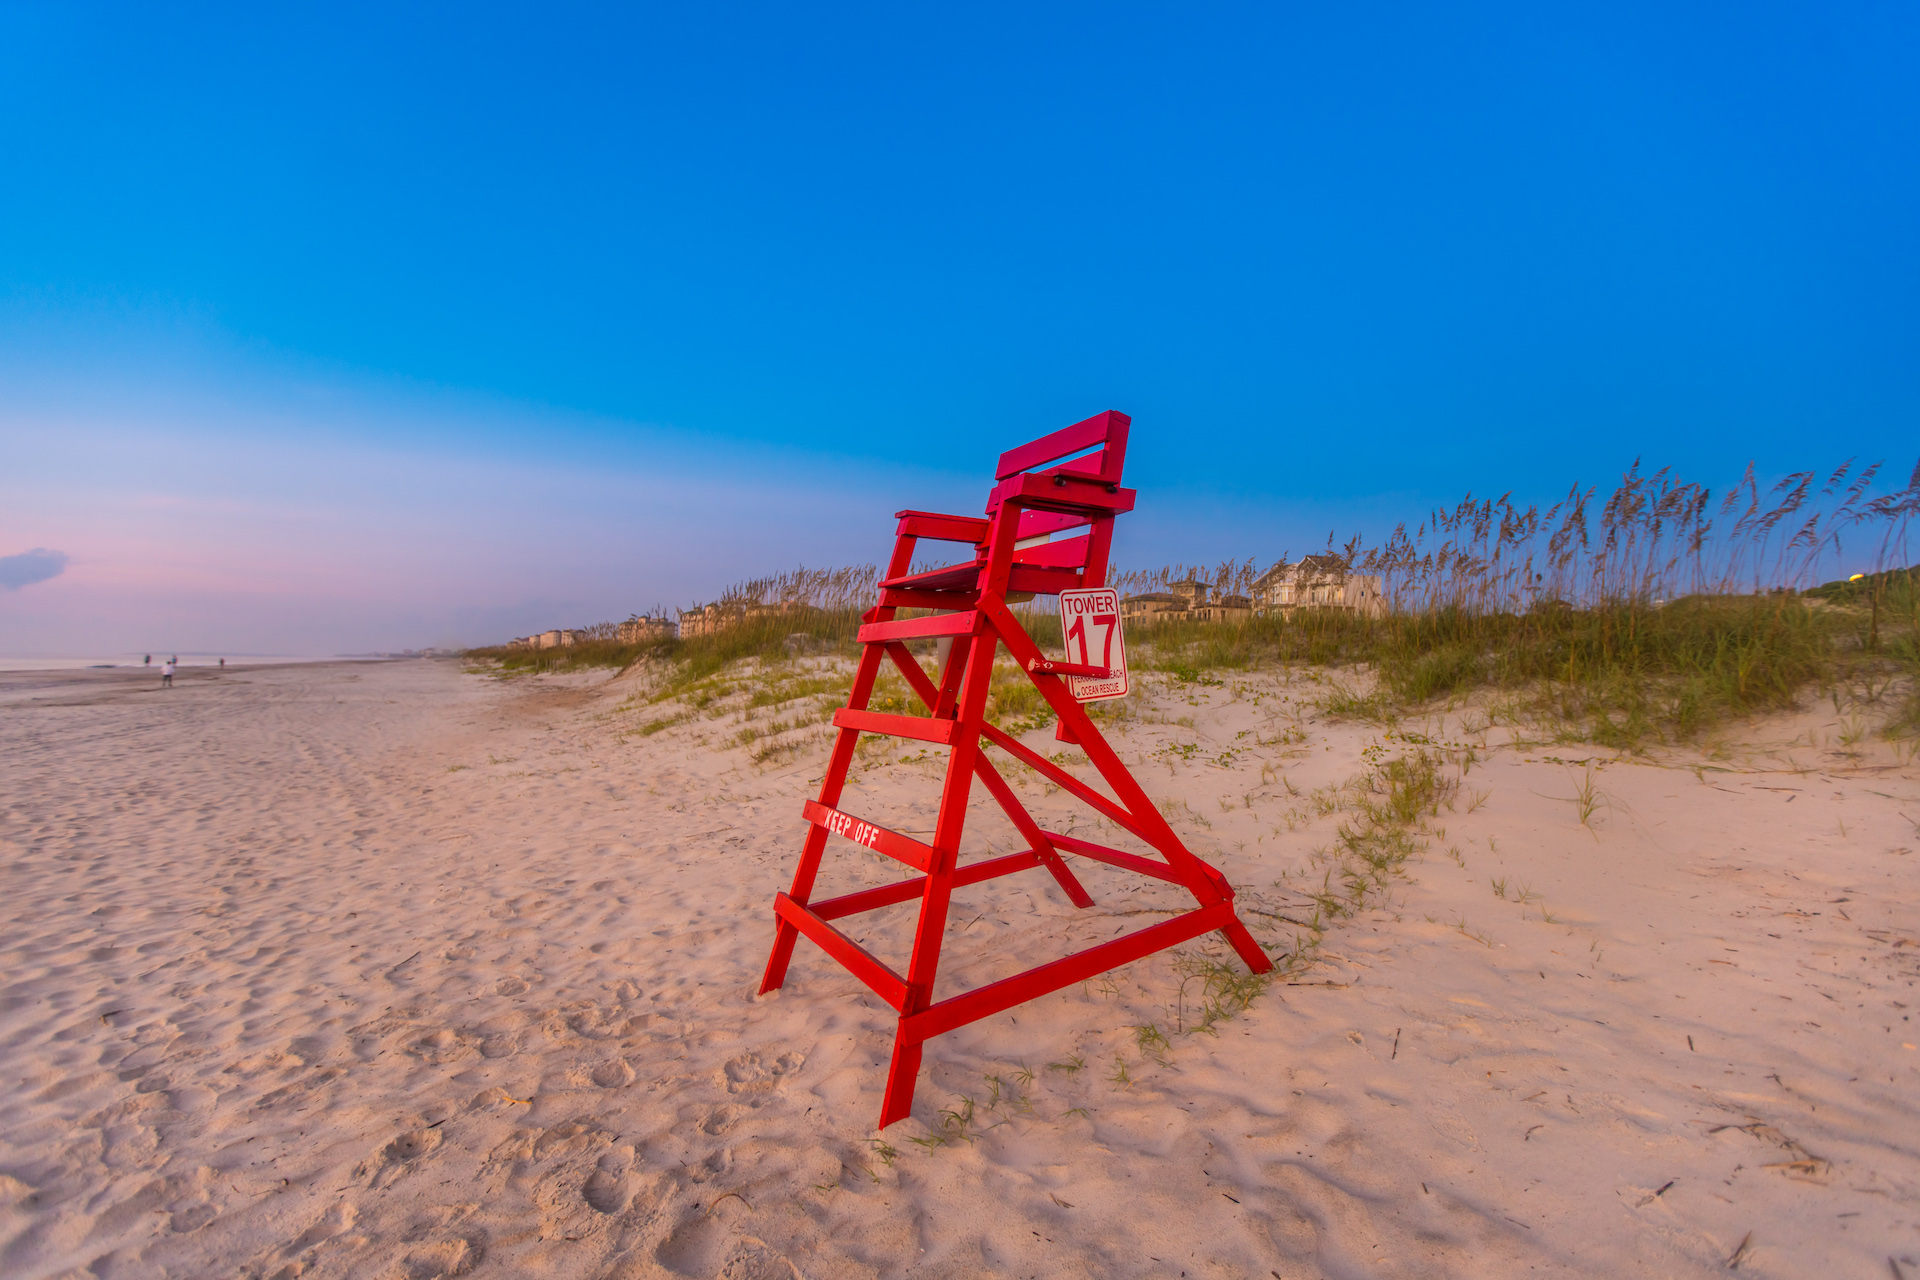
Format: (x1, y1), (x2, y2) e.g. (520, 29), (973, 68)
(1056, 587), (1129, 701)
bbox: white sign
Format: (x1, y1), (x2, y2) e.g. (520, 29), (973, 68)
(1056, 587), (1129, 701)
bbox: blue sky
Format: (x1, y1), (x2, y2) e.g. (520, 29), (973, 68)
(2, 3), (1915, 653)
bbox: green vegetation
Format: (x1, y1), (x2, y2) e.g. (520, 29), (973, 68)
(467, 457), (1920, 747)
(468, 581), (1918, 749)
(466, 604), (867, 680)
(1128, 585), (1918, 746)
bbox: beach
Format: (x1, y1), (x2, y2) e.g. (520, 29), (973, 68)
(2, 656), (1915, 1278)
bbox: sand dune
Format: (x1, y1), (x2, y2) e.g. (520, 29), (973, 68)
(1, 657), (1915, 1278)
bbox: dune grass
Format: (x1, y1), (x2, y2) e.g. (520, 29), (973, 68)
(469, 454), (1920, 747)
(1130, 584), (1918, 746)
(468, 605), (865, 680)
(469, 582), (1918, 750)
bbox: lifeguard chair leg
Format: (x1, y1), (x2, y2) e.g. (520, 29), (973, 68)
(878, 1033), (925, 1129)
(761, 634), (891, 995)
(1218, 918), (1274, 973)
(878, 618), (1000, 1127)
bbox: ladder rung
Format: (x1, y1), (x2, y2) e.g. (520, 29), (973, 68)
(773, 893), (908, 1011)
(833, 708), (957, 744)
(803, 800), (934, 873)
(810, 848), (1045, 921)
(856, 611), (978, 644)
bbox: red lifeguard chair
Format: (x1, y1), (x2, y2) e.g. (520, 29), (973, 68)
(758, 411), (1272, 1129)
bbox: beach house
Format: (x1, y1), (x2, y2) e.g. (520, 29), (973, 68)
(676, 602), (745, 639)
(617, 615), (676, 642)
(1119, 577), (1252, 623)
(1251, 556), (1385, 614)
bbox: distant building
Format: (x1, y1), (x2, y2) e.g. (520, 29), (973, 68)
(1196, 592), (1253, 623)
(504, 616), (672, 650)
(1252, 556), (1384, 615)
(676, 603), (744, 639)
(1120, 591), (1188, 622)
(618, 615), (676, 642)
(503, 629), (579, 650)
(1120, 578), (1253, 624)
(1167, 578), (1210, 609)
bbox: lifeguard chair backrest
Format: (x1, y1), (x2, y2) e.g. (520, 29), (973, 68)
(983, 410), (1132, 583)
(994, 410), (1130, 486)
(991, 410), (1131, 548)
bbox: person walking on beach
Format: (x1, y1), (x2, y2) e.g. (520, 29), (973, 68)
(161, 657), (175, 688)
(143, 654), (151, 666)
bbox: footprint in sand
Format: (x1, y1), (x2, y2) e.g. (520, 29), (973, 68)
(392, 1234), (485, 1279)
(655, 1213), (729, 1276)
(283, 1201), (357, 1255)
(720, 1051), (804, 1094)
(472, 1013), (527, 1058)
(93, 1167), (219, 1237)
(407, 1028), (473, 1065)
(169, 1202), (217, 1232)
(582, 1168), (627, 1214)
(590, 1058), (636, 1088)
(384, 1129), (441, 1162)
(566, 1005), (635, 1040)
(287, 1032), (337, 1065)
(718, 1244), (802, 1280)
(698, 1104), (748, 1136)
(359, 1128), (442, 1189)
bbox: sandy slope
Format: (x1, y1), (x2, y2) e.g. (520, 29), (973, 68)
(0, 657), (1915, 1279)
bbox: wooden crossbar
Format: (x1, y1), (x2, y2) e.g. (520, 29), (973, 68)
(875, 586), (980, 611)
(855, 611), (978, 644)
(773, 893), (909, 1010)
(802, 800), (934, 873)
(832, 708), (956, 744)
(1043, 830), (1182, 884)
(882, 563), (1088, 597)
(977, 723), (1148, 840)
(904, 902), (1233, 1044)
(810, 849), (1046, 921)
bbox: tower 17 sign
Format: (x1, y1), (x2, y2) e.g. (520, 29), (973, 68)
(1056, 587), (1129, 701)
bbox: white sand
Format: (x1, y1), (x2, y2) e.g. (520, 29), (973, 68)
(1, 657), (1915, 1279)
